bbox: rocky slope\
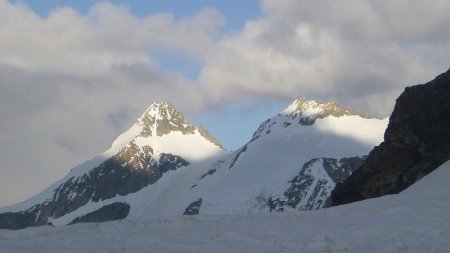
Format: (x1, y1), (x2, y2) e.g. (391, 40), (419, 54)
(332, 68), (450, 206)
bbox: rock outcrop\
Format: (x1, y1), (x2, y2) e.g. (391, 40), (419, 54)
(332, 68), (450, 206)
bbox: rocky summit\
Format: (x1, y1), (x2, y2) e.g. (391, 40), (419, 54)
(0, 98), (388, 229)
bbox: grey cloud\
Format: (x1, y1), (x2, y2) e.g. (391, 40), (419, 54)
(199, 0), (450, 115)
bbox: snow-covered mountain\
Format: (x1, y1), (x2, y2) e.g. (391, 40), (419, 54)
(0, 98), (388, 229)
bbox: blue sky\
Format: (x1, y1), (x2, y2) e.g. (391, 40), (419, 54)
(193, 100), (289, 151)
(15, 0), (261, 32)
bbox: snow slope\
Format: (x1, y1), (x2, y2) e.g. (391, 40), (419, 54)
(1, 159), (448, 252)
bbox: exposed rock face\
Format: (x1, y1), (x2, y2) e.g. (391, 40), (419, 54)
(269, 156), (365, 211)
(183, 198), (202, 215)
(279, 97), (362, 126)
(68, 203), (130, 225)
(332, 68), (450, 206)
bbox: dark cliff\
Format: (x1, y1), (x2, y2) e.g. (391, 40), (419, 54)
(332, 68), (450, 206)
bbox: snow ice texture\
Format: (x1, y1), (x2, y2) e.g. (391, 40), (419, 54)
(1, 161), (449, 252)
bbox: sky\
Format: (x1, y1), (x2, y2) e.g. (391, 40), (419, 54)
(0, 0), (449, 206)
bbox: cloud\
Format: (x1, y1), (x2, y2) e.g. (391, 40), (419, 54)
(199, 0), (450, 115)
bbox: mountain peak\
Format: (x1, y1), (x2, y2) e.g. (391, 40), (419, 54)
(281, 97), (357, 125)
(141, 101), (180, 119)
(134, 101), (222, 147)
(136, 101), (195, 137)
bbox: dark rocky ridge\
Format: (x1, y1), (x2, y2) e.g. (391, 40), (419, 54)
(68, 202), (130, 225)
(332, 68), (450, 206)
(183, 198), (202, 215)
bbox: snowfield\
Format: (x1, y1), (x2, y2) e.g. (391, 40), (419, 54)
(1, 161), (449, 253)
